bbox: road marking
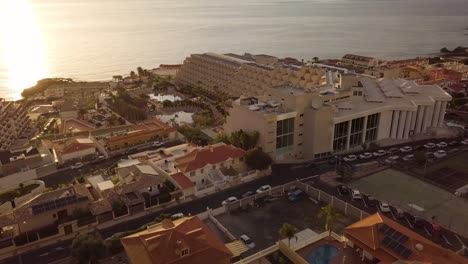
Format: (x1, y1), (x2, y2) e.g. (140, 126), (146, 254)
(362, 198), (368, 208)
(442, 234), (453, 245)
(404, 216), (414, 229)
(423, 226), (431, 236)
(455, 234), (466, 247)
(390, 210), (396, 220)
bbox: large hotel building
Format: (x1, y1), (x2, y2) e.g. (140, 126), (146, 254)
(175, 52), (452, 161)
(224, 77), (451, 161)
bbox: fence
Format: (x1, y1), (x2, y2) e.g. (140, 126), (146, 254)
(208, 213), (236, 240)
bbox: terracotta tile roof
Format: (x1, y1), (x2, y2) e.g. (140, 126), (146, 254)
(175, 143), (245, 173)
(345, 213), (468, 264)
(107, 119), (176, 145)
(52, 137), (96, 155)
(170, 172), (194, 190)
(120, 216), (232, 264)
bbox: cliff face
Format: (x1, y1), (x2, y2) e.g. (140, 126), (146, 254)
(440, 46), (468, 55)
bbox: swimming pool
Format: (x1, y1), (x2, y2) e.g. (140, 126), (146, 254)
(304, 244), (339, 264)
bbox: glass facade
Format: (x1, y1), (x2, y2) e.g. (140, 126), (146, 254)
(365, 113), (380, 142)
(333, 121), (349, 151)
(349, 117), (364, 147)
(276, 118), (295, 150)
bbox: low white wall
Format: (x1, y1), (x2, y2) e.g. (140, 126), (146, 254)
(0, 202), (12, 213)
(14, 181), (45, 206)
(0, 170), (37, 191)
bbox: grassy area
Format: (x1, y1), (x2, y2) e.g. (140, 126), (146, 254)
(0, 184), (40, 204)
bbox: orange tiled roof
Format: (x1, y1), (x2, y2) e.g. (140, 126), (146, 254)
(52, 137), (96, 155)
(345, 213), (468, 264)
(106, 119), (175, 145)
(175, 143), (245, 173)
(120, 216), (232, 264)
(170, 172), (194, 190)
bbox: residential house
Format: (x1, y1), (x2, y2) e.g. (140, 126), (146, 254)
(174, 143), (247, 194)
(44, 137), (98, 165)
(341, 54), (385, 69)
(120, 217), (232, 264)
(345, 213), (468, 264)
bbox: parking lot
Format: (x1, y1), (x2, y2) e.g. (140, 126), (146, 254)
(348, 169), (468, 238)
(214, 196), (358, 256)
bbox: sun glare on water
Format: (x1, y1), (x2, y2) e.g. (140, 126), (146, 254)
(0, 0), (48, 98)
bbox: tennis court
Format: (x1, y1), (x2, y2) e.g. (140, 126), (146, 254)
(349, 169), (468, 237)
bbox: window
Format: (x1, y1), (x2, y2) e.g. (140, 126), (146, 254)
(299, 114), (304, 117)
(349, 117), (364, 147)
(190, 171), (195, 177)
(212, 165), (216, 169)
(365, 113), (380, 142)
(181, 248), (189, 257)
(276, 118), (295, 151)
(299, 124), (303, 127)
(333, 121), (349, 151)
(298, 143), (302, 146)
(200, 169), (204, 173)
(298, 133), (303, 136)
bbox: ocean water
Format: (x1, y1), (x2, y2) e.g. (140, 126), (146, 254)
(0, 0), (467, 100)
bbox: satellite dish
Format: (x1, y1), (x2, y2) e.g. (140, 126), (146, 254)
(311, 98), (323, 109)
(415, 243), (424, 251)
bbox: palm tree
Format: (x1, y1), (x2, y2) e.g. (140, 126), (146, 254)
(313, 57), (319, 63)
(278, 223), (298, 247)
(130, 71), (136, 79)
(318, 204), (341, 238)
(137, 67), (144, 77)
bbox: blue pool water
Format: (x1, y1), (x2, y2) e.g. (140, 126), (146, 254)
(304, 244), (339, 264)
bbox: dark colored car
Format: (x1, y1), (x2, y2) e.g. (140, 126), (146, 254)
(337, 185), (349, 195)
(288, 189), (304, 202)
(412, 216), (426, 228)
(242, 191), (255, 198)
(365, 195), (378, 206)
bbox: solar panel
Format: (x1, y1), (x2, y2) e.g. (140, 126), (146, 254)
(389, 241), (399, 250)
(399, 235), (409, 244)
(401, 248), (413, 259)
(379, 224), (390, 233)
(395, 244), (406, 254)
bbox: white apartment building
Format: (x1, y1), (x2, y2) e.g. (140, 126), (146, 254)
(175, 52), (327, 97)
(224, 77), (452, 161)
(0, 101), (30, 150)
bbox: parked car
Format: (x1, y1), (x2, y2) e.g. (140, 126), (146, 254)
(351, 189), (362, 200)
(153, 141), (164, 147)
(436, 142), (447, 148)
(434, 150), (447, 159)
(392, 207), (405, 219)
(402, 154), (414, 161)
(241, 191), (255, 198)
(385, 155), (400, 164)
(461, 139), (468, 145)
(240, 235), (255, 249)
(448, 140), (459, 146)
(378, 202), (391, 213)
(71, 162), (83, 169)
(222, 197), (238, 205)
(373, 150), (387, 157)
(400, 146), (412, 153)
(424, 143), (436, 149)
(171, 213), (185, 219)
(343, 155), (357, 162)
(365, 195), (378, 206)
(256, 185), (272, 194)
(425, 152), (434, 159)
(288, 189), (304, 202)
(412, 216), (426, 228)
(359, 152), (373, 159)
(337, 185), (350, 195)
(387, 148), (400, 154)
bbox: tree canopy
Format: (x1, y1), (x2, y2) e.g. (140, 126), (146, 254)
(245, 147), (273, 170)
(318, 204), (341, 238)
(21, 78), (73, 98)
(278, 223), (298, 247)
(71, 233), (106, 264)
(214, 130), (259, 150)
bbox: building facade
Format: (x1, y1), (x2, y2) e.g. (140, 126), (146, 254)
(224, 77), (452, 161)
(174, 52), (327, 97)
(0, 101), (30, 150)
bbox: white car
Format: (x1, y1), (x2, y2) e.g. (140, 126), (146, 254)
(434, 150), (447, 159)
(436, 142), (447, 148)
(385, 155), (399, 164)
(351, 189), (362, 200)
(402, 154), (414, 161)
(240, 235), (255, 249)
(359, 152), (373, 159)
(153, 141), (164, 147)
(461, 139), (468, 145)
(373, 150), (387, 157)
(378, 202), (391, 213)
(71, 162), (83, 169)
(387, 148), (400, 155)
(400, 146), (412, 153)
(256, 185), (272, 194)
(343, 155), (357, 162)
(424, 143), (436, 149)
(222, 197), (238, 205)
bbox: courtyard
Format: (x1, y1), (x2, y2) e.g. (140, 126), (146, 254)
(349, 169), (468, 237)
(214, 196), (358, 256)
